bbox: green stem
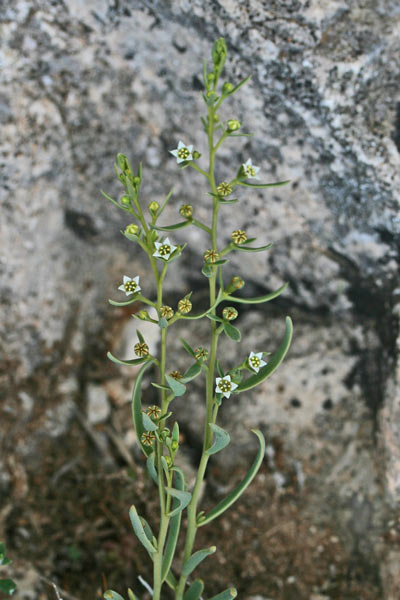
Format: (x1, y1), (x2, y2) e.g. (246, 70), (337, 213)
(175, 102), (221, 600)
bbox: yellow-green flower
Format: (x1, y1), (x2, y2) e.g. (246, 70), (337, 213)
(134, 342), (149, 357)
(216, 182), (232, 196)
(141, 432), (156, 446)
(203, 249), (220, 264)
(178, 298), (192, 314)
(160, 305), (174, 319)
(169, 370), (183, 380)
(222, 307), (238, 321)
(179, 204), (193, 219)
(231, 229), (247, 244)
(146, 405), (161, 419)
(195, 347), (208, 361)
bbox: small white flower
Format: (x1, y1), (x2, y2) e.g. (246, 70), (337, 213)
(153, 237), (177, 261)
(248, 351), (267, 373)
(170, 141), (193, 164)
(215, 375), (238, 399)
(118, 275), (141, 296)
(242, 158), (260, 180)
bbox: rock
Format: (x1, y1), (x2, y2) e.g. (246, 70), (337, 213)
(86, 384), (110, 424)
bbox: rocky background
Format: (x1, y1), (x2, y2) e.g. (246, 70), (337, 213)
(1, 1), (400, 599)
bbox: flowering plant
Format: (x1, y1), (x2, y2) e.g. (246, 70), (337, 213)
(102, 38), (292, 600)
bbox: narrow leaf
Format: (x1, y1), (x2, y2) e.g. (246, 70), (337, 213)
(182, 546), (216, 576)
(225, 282), (288, 305)
(206, 314), (223, 323)
(206, 424), (230, 456)
(236, 316), (293, 392)
(127, 589), (140, 600)
(140, 517), (156, 547)
(198, 430), (265, 527)
(153, 221), (191, 231)
(0, 579), (16, 596)
(223, 322), (241, 342)
(217, 197), (239, 204)
(180, 338), (197, 358)
(132, 360), (156, 456)
(232, 242), (273, 253)
(101, 189), (129, 212)
(236, 179), (290, 189)
(142, 412), (158, 432)
(146, 453), (158, 485)
(151, 382), (171, 392)
(184, 580), (204, 600)
(158, 187), (174, 216)
(166, 486), (192, 517)
(129, 505), (157, 553)
(182, 362), (202, 383)
(107, 352), (148, 367)
(226, 74), (251, 96)
(166, 375), (186, 397)
(109, 297), (138, 307)
(208, 588), (238, 600)
(136, 329), (145, 344)
(161, 469), (185, 582)
(165, 571), (178, 590)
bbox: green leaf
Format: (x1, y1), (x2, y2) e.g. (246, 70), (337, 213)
(136, 329), (145, 345)
(127, 589), (140, 600)
(225, 282), (288, 305)
(132, 360), (156, 456)
(232, 242), (273, 253)
(236, 179), (290, 189)
(158, 187), (174, 217)
(151, 382), (171, 392)
(142, 412), (158, 432)
(129, 505), (157, 553)
(217, 197), (239, 204)
(236, 316), (293, 392)
(159, 317), (168, 329)
(212, 259), (228, 265)
(146, 453), (158, 485)
(206, 424), (230, 456)
(223, 322), (241, 342)
(0, 579), (16, 596)
(109, 297), (138, 307)
(123, 231), (141, 242)
(140, 517), (157, 548)
(166, 375), (186, 397)
(206, 314), (223, 323)
(182, 546), (216, 576)
(216, 360), (224, 378)
(208, 588), (238, 600)
(225, 74), (251, 96)
(104, 591), (125, 600)
(166, 486), (192, 517)
(182, 362), (202, 383)
(198, 430), (265, 527)
(179, 338), (196, 358)
(153, 221), (191, 232)
(165, 571), (178, 591)
(202, 264), (212, 278)
(184, 579), (204, 600)
(161, 469), (185, 582)
(101, 189), (130, 213)
(107, 352), (148, 367)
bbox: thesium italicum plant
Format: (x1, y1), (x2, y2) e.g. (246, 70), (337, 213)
(102, 38), (293, 600)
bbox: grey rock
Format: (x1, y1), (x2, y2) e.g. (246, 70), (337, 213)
(86, 383), (110, 424)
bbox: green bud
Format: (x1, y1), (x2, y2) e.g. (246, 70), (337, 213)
(117, 153), (128, 170)
(227, 119), (241, 132)
(213, 114), (220, 123)
(149, 201), (159, 214)
(232, 276), (245, 289)
(138, 310), (149, 320)
(120, 195), (131, 206)
(165, 456), (172, 467)
(179, 204), (193, 219)
(125, 223), (139, 235)
(207, 73), (215, 83)
(192, 150), (201, 160)
(222, 306), (238, 321)
(212, 38), (227, 73)
(133, 176), (141, 185)
(223, 82), (234, 94)
(171, 440), (178, 452)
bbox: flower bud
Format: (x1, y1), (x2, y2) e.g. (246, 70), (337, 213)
(125, 223), (139, 235)
(192, 150), (201, 160)
(133, 176), (141, 185)
(117, 153), (128, 170)
(231, 276), (245, 290)
(171, 440), (178, 451)
(120, 195), (131, 206)
(138, 310), (149, 320)
(227, 119), (241, 132)
(134, 342), (149, 357)
(207, 73), (215, 84)
(165, 456), (172, 467)
(179, 204), (193, 219)
(213, 114), (220, 123)
(223, 82), (234, 94)
(231, 229), (247, 244)
(222, 306), (238, 321)
(149, 201), (159, 214)
(195, 347), (208, 361)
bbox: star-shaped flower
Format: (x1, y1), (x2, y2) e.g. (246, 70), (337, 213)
(248, 351), (267, 373)
(215, 375), (238, 399)
(170, 141), (193, 164)
(153, 237), (177, 261)
(118, 275), (141, 296)
(242, 158), (260, 180)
